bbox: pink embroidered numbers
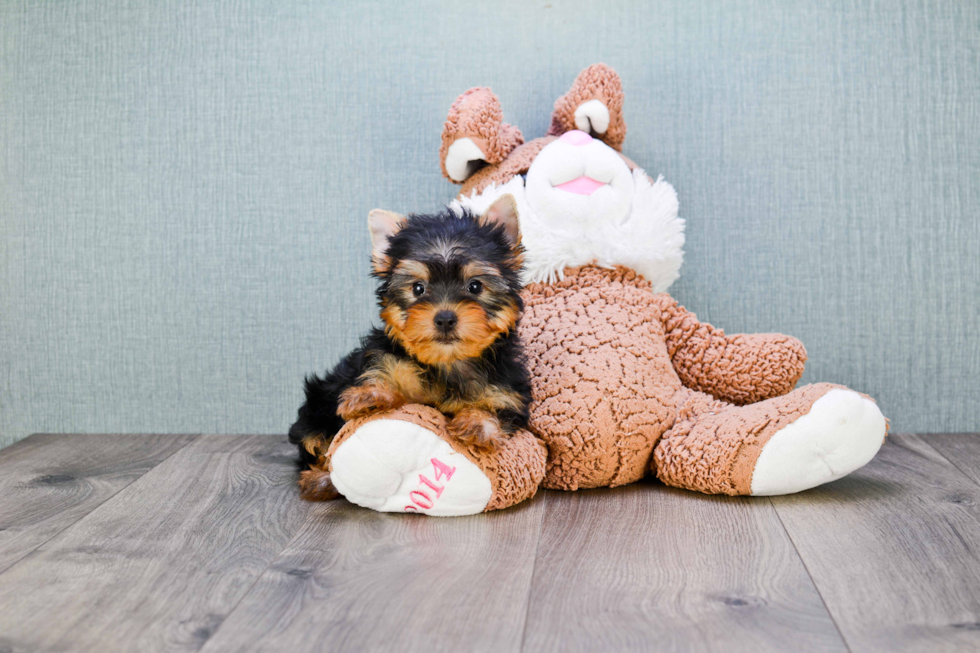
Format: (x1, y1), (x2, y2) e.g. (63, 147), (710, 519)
(404, 458), (457, 512)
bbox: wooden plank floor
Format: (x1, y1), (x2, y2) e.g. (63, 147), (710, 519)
(0, 434), (977, 653)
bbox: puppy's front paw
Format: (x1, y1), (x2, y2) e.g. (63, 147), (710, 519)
(447, 410), (507, 454)
(337, 385), (405, 420)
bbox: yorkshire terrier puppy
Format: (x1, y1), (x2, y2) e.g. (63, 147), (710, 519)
(288, 195), (531, 501)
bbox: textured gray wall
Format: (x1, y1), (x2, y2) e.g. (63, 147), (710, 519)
(1, 0), (978, 448)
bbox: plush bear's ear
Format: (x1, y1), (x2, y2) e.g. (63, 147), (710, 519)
(367, 209), (406, 272)
(547, 64), (626, 151)
(478, 194), (521, 247)
(440, 87), (524, 183)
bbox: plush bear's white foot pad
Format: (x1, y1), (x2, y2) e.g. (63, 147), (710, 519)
(329, 419), (493, 516)
(751, 389), (886, 496)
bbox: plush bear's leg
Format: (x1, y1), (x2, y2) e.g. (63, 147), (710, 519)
(319, 405), (547, 516)
(653, 383), (887, 496)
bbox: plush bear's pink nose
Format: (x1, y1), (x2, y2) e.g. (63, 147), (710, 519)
(559, 130), (593, 147)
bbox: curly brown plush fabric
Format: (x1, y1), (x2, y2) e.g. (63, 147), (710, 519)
(520, 266), (681, 490)
(440, 87), (524, 181)
(324, 404), (547, 512)
(519, 265), (844, 495)
(480, 427), (548, 511)
(651, 294), (808, 405)
(547, 63), (626, 151)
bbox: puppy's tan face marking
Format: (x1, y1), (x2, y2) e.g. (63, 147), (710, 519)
(380, 254), (521, 367)
(461, 262), (502, 279)
(392, 259), (429, 281)
(384, 300), (517, 367)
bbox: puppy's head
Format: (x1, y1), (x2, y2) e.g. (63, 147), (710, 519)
(368, 195), (523, 367)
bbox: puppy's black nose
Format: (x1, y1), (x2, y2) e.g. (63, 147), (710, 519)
(433, 310), (458, 333)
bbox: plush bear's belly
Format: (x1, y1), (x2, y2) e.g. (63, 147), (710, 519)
(519, 265), (681, 490)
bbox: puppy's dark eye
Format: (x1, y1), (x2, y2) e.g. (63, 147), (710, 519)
(412, 282), (426, 297)
(467, 280), (483, 295)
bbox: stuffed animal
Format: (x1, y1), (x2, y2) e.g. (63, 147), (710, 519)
(320, 64), (887, 516)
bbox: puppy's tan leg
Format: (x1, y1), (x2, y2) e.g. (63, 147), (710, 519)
(336, 384), (406, 420)
(298, 468), (340, 501)
(300, 433), (330, 461)
(447, 408), (507, 454)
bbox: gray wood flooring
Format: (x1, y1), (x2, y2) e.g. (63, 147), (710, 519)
(0, 433), (977, 653)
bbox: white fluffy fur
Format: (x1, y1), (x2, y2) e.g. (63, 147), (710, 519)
(450, 168), (684, 293)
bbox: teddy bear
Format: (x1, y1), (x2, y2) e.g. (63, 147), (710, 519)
(318, 64), (887, 516)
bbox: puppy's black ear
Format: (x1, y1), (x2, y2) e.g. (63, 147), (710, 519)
(367, 209), (406, 272)
(479, 194), (521, 247)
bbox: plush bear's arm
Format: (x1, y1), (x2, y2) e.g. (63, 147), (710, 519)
(651, 293), (807, 405)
